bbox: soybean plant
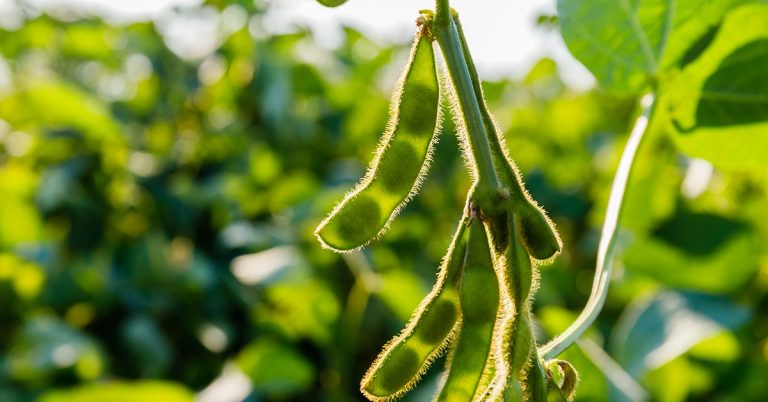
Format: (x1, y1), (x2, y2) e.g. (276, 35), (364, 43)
(315, 3), (578, 402)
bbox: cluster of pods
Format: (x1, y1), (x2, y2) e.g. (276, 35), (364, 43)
(316, 10), (578, 402)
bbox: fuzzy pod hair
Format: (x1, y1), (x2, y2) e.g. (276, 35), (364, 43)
(439, 62), (479, 184)
(315, 24), (444, 252)
(360, 215), (469, 402)
(451, 12), (562, 263)
(483, 214), (545, 402)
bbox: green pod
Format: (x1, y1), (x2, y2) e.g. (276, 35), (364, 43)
(489, 311), (538, 402)
(316, 0), (348, 7)
(361, 217), (467, 401)
(435, 218), (500, 402)
(316, 27), (441, 252)
(451, 13), (561, 262)
(485, 215), (546, 402)
(516, 202), (561, 262)
(521, 353), (547, 402)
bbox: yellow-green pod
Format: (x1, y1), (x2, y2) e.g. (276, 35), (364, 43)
(361, 216), (467, 401)
(316, 25), (441, 252)
(435, 219), (499, 402)
(515, 201), (561, 263)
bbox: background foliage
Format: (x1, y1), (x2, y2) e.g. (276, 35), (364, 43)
(0, 0), (767, 401)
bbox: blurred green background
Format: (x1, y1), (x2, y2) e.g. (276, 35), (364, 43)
(1, 1), (767, 401)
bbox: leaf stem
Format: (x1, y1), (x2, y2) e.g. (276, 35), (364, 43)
(433, 2), (503, 203)
(539, 93), (658, 360)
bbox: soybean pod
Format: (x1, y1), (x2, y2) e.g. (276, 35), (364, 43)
(435, 217), (499, 402)
(316, 19), (442, 252)
(452, 12), (561, 262)
(485, 214), (545, 402)
(361, 215), (468, 401)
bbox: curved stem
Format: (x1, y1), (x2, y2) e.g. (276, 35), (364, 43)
(539, 93), (658, 360)
(433, 1), (502, 199)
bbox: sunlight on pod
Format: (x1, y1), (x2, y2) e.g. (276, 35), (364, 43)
(435, 218), (500, 402)
(441, 66), (477, 182)
(451, 12), (562, 263)
(361, 216), (469, 401)
(520, 353), (547, 402)
(480, 102), (561, 263)
(316, 22), (442, 252)
(516, 201), (561, 263)
(481, 109), (561, 263)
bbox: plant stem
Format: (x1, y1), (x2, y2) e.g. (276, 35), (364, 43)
(433, 1), (502, 202)
(539, 93), (658, 360)
(450, 15), (517, 187)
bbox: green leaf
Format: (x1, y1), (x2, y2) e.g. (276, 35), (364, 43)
(2, 81), (122, 142)
(622, 211), (760, 293)
(666, 3), (768, 170)
(237, 337), (315, 396)
(610, 291), (749, 378)
(557, 0), (745, 93)
(8, 316), (105, 383)
(256, 278), (341, 344)
(377, 268), (429, 323)
(38, 381), (195, 402)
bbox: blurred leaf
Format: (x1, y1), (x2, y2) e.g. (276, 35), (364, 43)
(256, 278), (340, 344)
(0, 197), (43, 248)
(377, 268), (427, 322)
(623, 212), (760, 293)
(643, 357), (695, 402)
(9, 81), (122, 142)
(236, 337), (315, 396)
(611, 291), (749, 378)
(8, 316), (105, 384)
(61, 23), (116, 60)
(120, 315), (172, 377)
(687, 331), (741, 362)
(38, 381), (195, 402)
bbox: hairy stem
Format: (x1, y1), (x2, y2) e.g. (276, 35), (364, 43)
(451, 14), (519, 193)
(433, 1), (503, 203)
(539, 93), (658, 360)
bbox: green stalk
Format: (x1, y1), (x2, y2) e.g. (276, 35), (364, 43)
(539, 93), (658, 360)
(433, 0), (503, 205)
(451, 14), (518, 193)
